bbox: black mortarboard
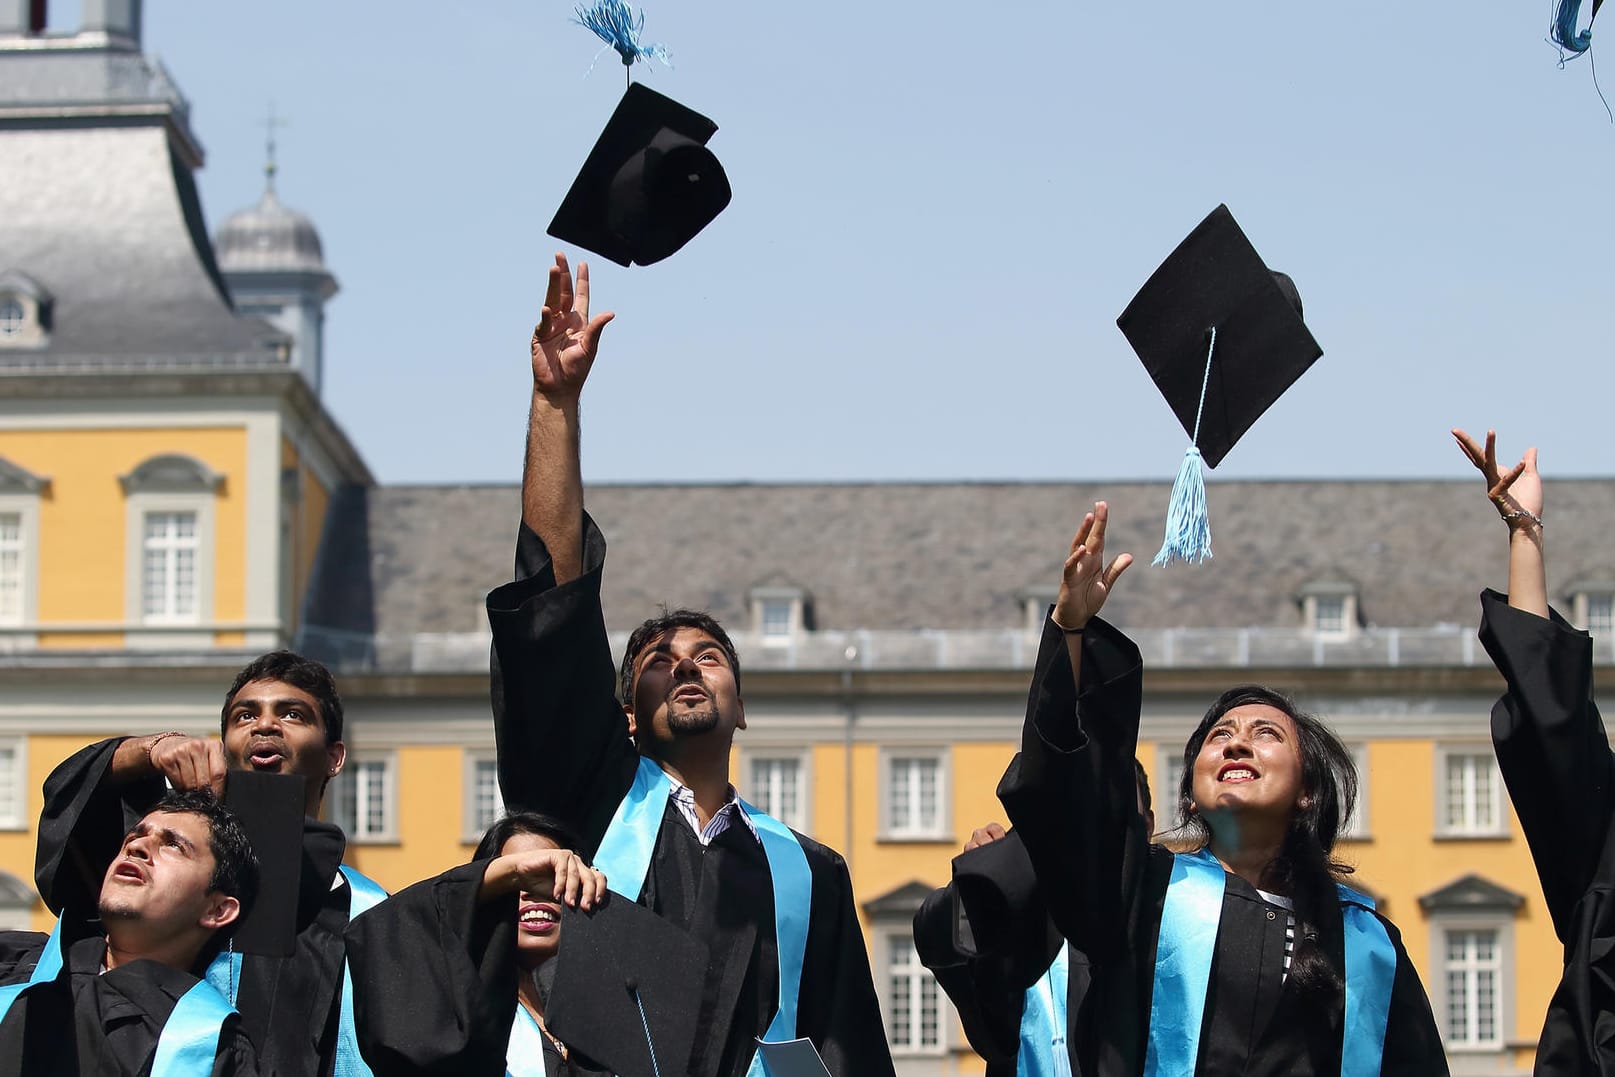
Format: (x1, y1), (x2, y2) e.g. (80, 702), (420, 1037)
(1116, 204), (1323, 565)
(545, 897), (709, 1077)
(222, 771), (305, 957)
(1117, 204), (1321, 471)
(548, 83), (731, 268)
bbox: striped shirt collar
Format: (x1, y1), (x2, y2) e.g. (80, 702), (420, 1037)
(667, 775), (759, 846)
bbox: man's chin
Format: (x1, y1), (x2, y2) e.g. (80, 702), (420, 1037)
(667, 710), (721, 736)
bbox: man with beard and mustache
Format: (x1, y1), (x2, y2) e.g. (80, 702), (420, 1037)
(0, 790), (263, 1076)
(32, 651), (387, 1077)
(485, 252), (893, 1077)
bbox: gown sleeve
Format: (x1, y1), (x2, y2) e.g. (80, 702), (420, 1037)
(35, 738), (164, 917)
(1477, 589), (1614, 942)
(1376, 914), (1450, 1077)
(210, 1016), (267, 1077)
(345, 860), (518, 1077)
(912, 832), (1062, 1067)
(794, 843), (897, 1077)
(996, 614), (1148, 961)
(486, 516), (638, 855)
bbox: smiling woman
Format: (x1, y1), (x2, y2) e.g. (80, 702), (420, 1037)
(344, 811), (611, 1077)
(996, 502), (1449, 1077)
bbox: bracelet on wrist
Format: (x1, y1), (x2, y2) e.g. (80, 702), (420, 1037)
(1502, 508), (1544, 531)
(143, 731), (185, 760)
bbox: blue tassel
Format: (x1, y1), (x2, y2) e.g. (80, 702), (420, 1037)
(573, 0), (671, 68)
(1153, 447), (1212, 567)
(1552, 0), (1593, 53)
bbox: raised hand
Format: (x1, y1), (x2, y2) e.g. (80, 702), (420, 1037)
(1453, 429), (1542, 528)
(962, 822), (1007, 852)
(494, 847), (607, 910)
(147, 735), (227, 797)
(530, 253), (615, 402)
(1052, 501), (1134, 631)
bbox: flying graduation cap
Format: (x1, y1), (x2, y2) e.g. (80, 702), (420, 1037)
(1116, 204), (1322, 566)
(548, 0), (731, 267)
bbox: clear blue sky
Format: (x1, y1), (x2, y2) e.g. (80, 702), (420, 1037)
(66, 3), (1615, 483)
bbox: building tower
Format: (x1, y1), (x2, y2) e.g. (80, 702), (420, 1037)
(215, 120), (340, 397)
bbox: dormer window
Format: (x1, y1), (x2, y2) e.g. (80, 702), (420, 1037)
(0, 271), (53, 349)
(1019, 588), (1058, 633)
(1298, 578), (1359, 639)
(749, 583), (808, 645)
(1569, 582), (1615, 635)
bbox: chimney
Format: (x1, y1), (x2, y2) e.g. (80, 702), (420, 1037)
(80, 0), (141, 45)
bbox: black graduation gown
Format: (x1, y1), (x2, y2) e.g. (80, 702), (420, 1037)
(486, 517), (894, 1077)
(912, 830), (1064, 1077)
(1479, 590), (1615, 1076)
(35, 738), (356, 1077)
(343, 858), (609, 1077)
(997, 614), (1448, 1077)
(0, 931), (260, 1076)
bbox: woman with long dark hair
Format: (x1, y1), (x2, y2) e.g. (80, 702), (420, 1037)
(1457, 428), (1615, 1075)
(998, 502), (1447, 1076)
(345, 811), (608, 1076)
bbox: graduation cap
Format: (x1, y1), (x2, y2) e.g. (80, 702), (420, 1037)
(222, 771), (306, 957)
(545, 897), (709, 1077)
(1116, 204), (1323, 565)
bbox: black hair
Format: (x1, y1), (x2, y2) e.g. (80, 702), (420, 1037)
(142, 789), (260, 920)
(617, 607), (742, 707)
(221, 650), (344, 744)
(473, 811), (585, 863)
(1175, 685), (1358, 1007)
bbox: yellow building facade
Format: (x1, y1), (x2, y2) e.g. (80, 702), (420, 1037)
(2, 11), (1605, 1077)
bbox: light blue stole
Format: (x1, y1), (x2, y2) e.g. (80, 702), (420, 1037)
(506, 1004), (549, 1077)
(0, 921), (237, 1077)
(593, 756), (813, 1077)
(203, 862), (388, 1077)
(1016, 944), (1072, 1077)
(1143, 847), (1396, 1077)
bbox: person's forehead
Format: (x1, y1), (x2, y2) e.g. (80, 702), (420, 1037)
(501, 830), (561, 856)
(140, 810), (210, 850)
(1212, 703), (1294, 730)
(640, 626), (728, 658)
(229, 678), (320, 711)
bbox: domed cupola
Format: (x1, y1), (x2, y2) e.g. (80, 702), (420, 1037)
(214, 142), (339, 396)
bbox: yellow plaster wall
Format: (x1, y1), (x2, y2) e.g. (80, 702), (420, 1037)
(0, 427), (248, 634)
(342, 746), (467, 892)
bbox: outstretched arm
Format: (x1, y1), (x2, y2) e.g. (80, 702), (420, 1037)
(999, 503), (1146, 957)
(1454, 428), (1545, 616)
(525, 253), (613, 586)
(1052, 502), (1134, 695)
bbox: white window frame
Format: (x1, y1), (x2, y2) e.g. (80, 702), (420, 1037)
(1435, 746), (1508, 839)
(329, 752), (398, 844)
(875, 925), (948, 1056)
(0, 492), (41, 644)
(0, 738), (28, 831)
(744, 750), (811, 834)
(1301, 589), (1358, 639)
(879, 748), (950, 842)
(1339, 742), (1371, 840)
(124, 492), (215, 647)
(0, 298), (22, 338)
(1155, 742), (1184, 832)
(462, 751), (505, 843)
(1429, 916), (1514, 1056)
(749, 585), (805, 646)
(1578, 590), (1615, 636)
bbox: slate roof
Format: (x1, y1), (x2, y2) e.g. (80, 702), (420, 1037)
(0, 40), (287, 371)
(300, 478), (1615, 653)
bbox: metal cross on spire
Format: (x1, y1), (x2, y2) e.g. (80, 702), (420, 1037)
(261, 104), (288, 193)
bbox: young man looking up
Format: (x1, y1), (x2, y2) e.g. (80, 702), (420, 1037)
(487, 253), (894, 1077)
(33, 650), (385, 1077)
(0, 790), (263, 1076)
